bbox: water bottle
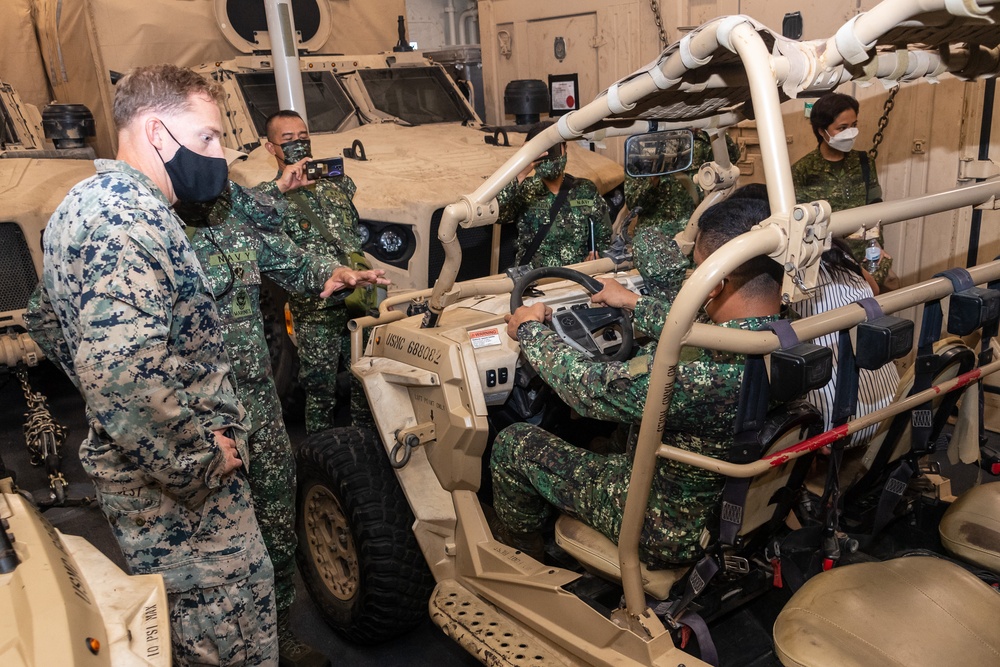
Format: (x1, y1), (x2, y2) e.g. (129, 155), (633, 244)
(862, 238), (881, 274)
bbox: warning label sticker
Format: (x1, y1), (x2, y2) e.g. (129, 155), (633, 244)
(469, 327), (502, 349)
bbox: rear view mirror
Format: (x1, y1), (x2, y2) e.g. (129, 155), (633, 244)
(624, 130), (694, 177)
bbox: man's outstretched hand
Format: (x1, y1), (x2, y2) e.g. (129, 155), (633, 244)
(320, 266), (391, 298)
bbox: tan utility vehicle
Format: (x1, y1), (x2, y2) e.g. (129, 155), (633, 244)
(293, 0), (1000, 664)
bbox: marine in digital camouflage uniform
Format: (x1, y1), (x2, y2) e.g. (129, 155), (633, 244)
(256, 167), (371, 434)
(497, 144), (612, 269)
(625, 130), (741, 238)
(25, 159), (277, 666)
(177, 181), (339, 625)
(791, 148), (892, 287)
(492, 200), (780, 566)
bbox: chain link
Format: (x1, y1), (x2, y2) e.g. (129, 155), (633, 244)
(869, 85), (899, 164)
(649, 0), (668, 49)
(14, 366), (67, 467)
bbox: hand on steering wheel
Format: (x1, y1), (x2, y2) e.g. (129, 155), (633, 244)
(510, 266), (634, 362)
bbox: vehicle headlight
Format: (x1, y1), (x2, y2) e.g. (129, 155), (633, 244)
(377, 227), (406, 260)
(358, 220), (415, 267)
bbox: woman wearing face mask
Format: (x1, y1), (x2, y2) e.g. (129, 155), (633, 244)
(792, 92), (895, 291)
(496, 121), (611, 269)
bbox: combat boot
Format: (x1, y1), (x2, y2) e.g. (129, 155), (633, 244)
(277, 611), (329, 667)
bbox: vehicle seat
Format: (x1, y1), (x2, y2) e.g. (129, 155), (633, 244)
(773, 556), (1000, 667)
(939, 482), (1000, 572)
(812, 338), (974, 497)
(554, 401), (822, 600)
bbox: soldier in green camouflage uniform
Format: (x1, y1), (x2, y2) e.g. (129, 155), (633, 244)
(492, 198), (781, 566)
(178, 178), (373, 666)
(792, 92), (893, 289)
(625, 130), (741, 237)
(24, 65), (276, 666)
(258, 110), (372, 434)
(497, 123), (611, 269)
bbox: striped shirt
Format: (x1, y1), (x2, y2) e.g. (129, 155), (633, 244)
(795, 264), (900, 447)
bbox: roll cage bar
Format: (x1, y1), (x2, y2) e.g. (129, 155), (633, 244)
(357, 0), (1000, 634)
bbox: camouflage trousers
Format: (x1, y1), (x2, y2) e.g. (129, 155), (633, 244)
(242, 377), (298, 616)
(169, 571), (278, 666)
(293, 307), (373, 434)
(95, 472), (277, 666)
(491, 422), (716, 565)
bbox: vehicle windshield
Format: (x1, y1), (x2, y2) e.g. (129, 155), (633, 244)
(235, 71), (357, 137)
(355, 67), (471, 125)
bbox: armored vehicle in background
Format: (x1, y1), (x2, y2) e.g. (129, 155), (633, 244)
(195, 5), (624, 292)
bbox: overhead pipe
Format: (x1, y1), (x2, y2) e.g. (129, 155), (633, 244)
(445, 0), (457, 47)
(264, 0), (307, 118)
(458, 5), (478, 45)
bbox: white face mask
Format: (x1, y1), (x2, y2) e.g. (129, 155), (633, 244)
(825, 126), (859, 153)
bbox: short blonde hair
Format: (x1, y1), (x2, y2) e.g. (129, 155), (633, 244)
(112, 64), (222, 130)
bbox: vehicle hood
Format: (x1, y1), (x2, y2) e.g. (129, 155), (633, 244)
(229, 123), (623, 223)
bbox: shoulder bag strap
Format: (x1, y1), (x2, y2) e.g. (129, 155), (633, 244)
(520, 174), (576, 266)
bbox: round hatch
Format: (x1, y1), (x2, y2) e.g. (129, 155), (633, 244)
(214, 0), (332, 54)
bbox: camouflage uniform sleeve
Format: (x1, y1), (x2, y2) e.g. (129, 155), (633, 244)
(76, 230), (240, 504)
(863, 152), (883, 203)
(496, 179), (527, 226)
(336, 173), (358, 199)
(633, 296), (671, 339)
(518, 321), (648, 423)
(228, 181), (288, 233)
(24, 283), (73, 377)
(633, 228), (689, 304)
(255, 225), (340, 295)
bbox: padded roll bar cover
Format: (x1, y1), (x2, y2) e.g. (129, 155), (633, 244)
(774, 557), (1000, 667)
(855, 315), (914, 370)
(947, 287), (1000, 337)
(939, 483), (1000, 573)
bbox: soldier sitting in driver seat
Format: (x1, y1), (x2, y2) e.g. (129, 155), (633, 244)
(492, 198), (783, 565)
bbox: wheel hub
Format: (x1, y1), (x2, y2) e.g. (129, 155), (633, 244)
(303, 484), (359, 602)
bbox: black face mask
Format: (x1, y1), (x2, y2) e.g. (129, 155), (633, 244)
(280, 138), (312, 164)
(156, 123), (229, 203)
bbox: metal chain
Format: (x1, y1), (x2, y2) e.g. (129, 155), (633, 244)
(14, 366), (67, 467)
(649, 0), (668, 49)
(869, 85), (900, 164)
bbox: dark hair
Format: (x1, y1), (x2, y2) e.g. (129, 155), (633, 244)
(822, 238), (864, 278)
(113, 64), (221, 131)
(696, 198), (783, 297)
(264, 109), (305, 142)
(809, 93), (859, 145)
(730, 182), (769, 203)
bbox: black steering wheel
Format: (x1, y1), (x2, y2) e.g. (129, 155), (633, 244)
(510, 266), (634, 363)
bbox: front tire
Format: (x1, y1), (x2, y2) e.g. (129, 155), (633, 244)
(296, 427), (434, 643)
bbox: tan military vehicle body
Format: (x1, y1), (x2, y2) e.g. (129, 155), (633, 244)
(291, 0), (1000, 665)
